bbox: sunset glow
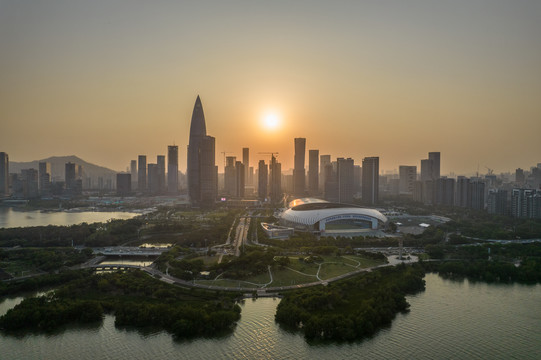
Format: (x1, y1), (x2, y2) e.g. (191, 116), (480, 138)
(262, 112), (281, 131)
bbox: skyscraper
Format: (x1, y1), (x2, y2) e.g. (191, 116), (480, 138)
(258, 160), (268, 201)
(269, 154), (282, 204)
(337, 157), (354, 203)
(293, 138), (306, 196)
(235, 160), (245, 198)
(362, 157), (379, 205)
(308, 149), (319, 195)
(147, 163), (159, 194)
(420, 159), (433, 182)
(138, 155), (147, 192)
(130, 160), (137, 189)
(116, 173), (131, 196)
(319, 154), (331, 192)
(0, 152), (8, 196)
(157, 155), (166, 194)
(167, 145), (178, 194)
(224, 156), (237, 196)
(242, 147), (250, 186)
(199, 135), (217, 205)
(428, 152), (441, 179)
(38, 162), (51, 196)
(187, 96), (216, 206)
(324, 162), (338, 202)
(65, 162), (76, 190)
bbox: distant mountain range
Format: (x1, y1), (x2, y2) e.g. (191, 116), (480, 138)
(9, 155), (117, 180)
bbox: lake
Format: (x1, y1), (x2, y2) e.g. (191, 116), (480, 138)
(0, 207), (138, 228)
(1, 273), (540, 359)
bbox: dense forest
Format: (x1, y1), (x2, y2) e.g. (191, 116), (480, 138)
(0, 270), (241, 338)
(275, 264), (425, 341)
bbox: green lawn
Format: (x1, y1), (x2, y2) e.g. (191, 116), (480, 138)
(285, 257), (319, 275)
(192, 255), (220, 265)
(194, 254), (386, 289)
(267, 268), (319, 287)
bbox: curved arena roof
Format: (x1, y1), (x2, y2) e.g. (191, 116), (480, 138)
(281, 198), (387, 227)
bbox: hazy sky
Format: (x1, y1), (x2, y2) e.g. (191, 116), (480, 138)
(1, 0), (540, 175)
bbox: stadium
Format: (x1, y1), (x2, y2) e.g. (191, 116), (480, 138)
(279, 198), (388, 236)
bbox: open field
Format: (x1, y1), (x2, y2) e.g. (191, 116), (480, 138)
(199, 254), (386, 288)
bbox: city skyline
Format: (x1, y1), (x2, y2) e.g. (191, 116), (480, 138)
(1, 1), (540, 174)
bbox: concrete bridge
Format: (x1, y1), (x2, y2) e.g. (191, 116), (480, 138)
(88, 264), (144, 271)
(92, 247), (168, 257)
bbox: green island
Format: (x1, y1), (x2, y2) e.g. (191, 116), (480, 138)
(0, 269), (241, 337)
(275, 264), (425, 341)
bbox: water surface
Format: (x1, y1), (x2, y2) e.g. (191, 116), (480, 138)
(0, 207), (138, 228)
(1, 274), (540, 359)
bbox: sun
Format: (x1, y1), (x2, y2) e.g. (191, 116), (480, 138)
(262, 112), (281, 130)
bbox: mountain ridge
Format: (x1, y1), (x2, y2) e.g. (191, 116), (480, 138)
(9, 155), (118, 180)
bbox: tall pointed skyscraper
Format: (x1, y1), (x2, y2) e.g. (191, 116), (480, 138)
(187, 96), (216, 206)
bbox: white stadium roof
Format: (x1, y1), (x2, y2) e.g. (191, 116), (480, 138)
(280, 198), (387, 226)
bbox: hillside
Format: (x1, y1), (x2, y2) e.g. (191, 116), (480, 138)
(9, 155), (117, 180)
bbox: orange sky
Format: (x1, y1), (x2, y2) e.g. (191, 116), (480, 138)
(1, 1), (540, 175)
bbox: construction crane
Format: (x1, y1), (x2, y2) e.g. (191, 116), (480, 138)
(485, 166), (494, 176)
(258, 152), (279, 160)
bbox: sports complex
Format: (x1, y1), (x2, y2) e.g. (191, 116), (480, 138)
(276, 198), (388, 237)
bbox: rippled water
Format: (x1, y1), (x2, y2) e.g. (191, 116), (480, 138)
(0, 207), (138, 228)
(1, 274), (540, 359)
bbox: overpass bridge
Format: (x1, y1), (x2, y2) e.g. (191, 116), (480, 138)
(93, 247), (167, 257)
(87, 263), (145, 271)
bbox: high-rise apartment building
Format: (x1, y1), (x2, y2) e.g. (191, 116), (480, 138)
(293, 138), (306, 195)
(399, 166), (417, 194)
(0, 152), (8, 196)
(187, 96), (216, 206)
(362, 157), (379, 205)
(469, 180), (485, 210)
(515, 168), (525, 185)
(308, 149), (319, 195)
(456, 176), (470, 207)
(487, 189), (508, 216)
(138, 155), (147, 192)
(435, 177), (455, 206)
(167, 145), (178, 194)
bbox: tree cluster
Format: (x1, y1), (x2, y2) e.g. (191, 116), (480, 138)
(0, 270), (241, 338)
(275, 264), (425, 341)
